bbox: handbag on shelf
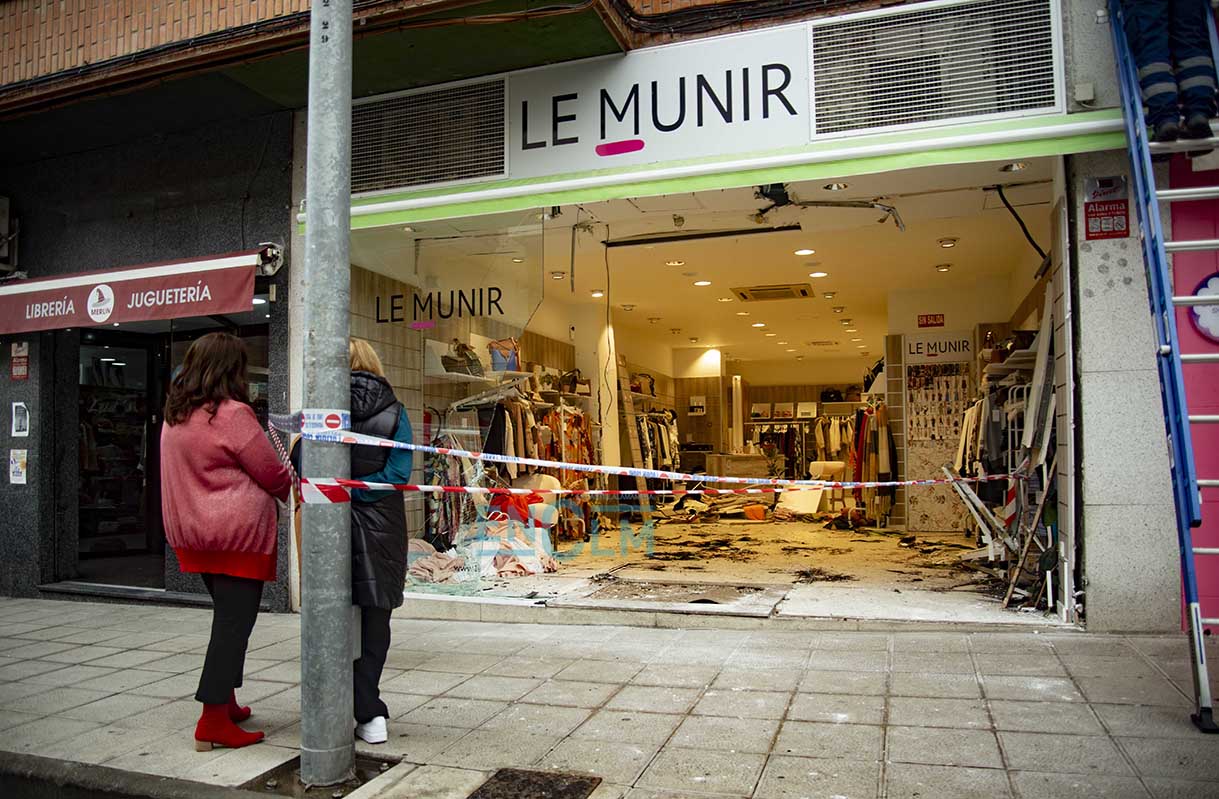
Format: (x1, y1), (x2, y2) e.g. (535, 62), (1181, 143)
(443, 339), (485, 377)
(487, 337), (521, 372)
(560, 368), (592, 396)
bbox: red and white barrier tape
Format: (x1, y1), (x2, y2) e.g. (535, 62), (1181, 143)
(299, 475), (1017, 504)
(273, 413), (1018, 495)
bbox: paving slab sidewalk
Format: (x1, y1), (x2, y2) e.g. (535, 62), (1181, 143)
(1, 598), (1218, 798)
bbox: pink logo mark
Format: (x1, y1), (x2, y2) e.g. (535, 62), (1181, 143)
(596, 139), (646, 157)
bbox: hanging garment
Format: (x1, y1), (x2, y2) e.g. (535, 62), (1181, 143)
(479, 404), (507, 455)
(828, 418), (842, 454)
(503, 409), (518, 479)
(876, 405), (892, 476)
(523, 405), (539, 459)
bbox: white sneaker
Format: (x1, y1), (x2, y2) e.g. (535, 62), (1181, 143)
(355, 716), (387, 744)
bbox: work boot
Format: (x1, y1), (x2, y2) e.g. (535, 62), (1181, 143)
(1154, 118), (1181, 143)
(194, 703), (264, 751)
(1183, 112), (1214, 140)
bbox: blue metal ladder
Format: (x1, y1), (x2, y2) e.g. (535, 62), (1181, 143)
(1108, 0), (1219, 733)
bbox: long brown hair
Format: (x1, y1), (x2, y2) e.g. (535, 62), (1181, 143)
(164, 332), (250, 426)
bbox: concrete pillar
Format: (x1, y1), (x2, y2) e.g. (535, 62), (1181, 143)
(571, 304), (620, 466)
(1069, 149), (1180, 632)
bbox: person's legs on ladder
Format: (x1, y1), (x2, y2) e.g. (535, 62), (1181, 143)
(1170, 0), (1218, 139)
(353, 606), (392, 744)
(1123, 0), (1181, 140)
(194, 573), (265, 750)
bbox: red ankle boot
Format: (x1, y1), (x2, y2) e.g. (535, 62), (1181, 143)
(228, 691), (252, 723)
(194, 703), (264, 751)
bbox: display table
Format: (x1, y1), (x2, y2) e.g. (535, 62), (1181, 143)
(705, 453), (783, 480)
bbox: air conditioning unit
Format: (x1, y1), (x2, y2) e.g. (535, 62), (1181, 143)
(731, 283), (814, 302)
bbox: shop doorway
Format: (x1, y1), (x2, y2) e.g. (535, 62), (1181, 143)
(73, 307), (272, 589)
(347, 157), (1071, 625)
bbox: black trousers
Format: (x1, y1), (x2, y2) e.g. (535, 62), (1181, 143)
(354, 606), (392, 723)
(196, 573), (263, 705)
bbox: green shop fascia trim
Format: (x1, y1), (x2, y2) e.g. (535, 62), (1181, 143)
(303, 111), (1125, 231)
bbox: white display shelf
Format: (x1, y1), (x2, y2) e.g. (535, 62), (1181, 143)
(424, 369), (531, 383)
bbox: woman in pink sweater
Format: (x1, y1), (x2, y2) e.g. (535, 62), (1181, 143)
(161, 332), (291, 751)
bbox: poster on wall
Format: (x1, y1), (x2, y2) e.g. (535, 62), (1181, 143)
(905, 363), (970, 442)
(773, 402), (795, 420)
(11, 402), (28, 438)
(688, 395), (706, 416)
(796, 402), (818, 419)
(1083, 176), (1129, 241)
(9, 449), (27, 485)
(10, 342), (28, 381)
(750, 403), (771, 420)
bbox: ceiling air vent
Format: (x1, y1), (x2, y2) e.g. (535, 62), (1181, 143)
(810, 0), (1060, 137)
(732, 284), (814, 302)
(351, 79), (506, 195)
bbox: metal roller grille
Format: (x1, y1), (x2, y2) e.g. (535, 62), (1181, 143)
(811, 0), (1058, 136)
(351, 80), (506, 194)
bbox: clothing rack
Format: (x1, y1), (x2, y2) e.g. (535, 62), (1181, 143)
(449, 375), (533, 412)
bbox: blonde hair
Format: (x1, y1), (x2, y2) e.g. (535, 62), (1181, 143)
(349, 338), (385, 376)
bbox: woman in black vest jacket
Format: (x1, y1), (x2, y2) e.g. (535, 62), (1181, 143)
(294, 339), (414, 744)
(347, 339), (413, 744)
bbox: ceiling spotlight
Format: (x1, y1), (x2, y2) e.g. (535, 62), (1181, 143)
(551, 271), (566, 280)
(777, 341), (789, 345)
(265, 314), (271, 319)
(851, 338), (863, 342)
(591, 290), (605, 298)
(786, 348), (797, 353)
(765, 332), (777, 337)
(689, 337), (699, 344)
(512, 257), (525, 264)
(809, 271), (829, 278)
(796, 355), (805, 361)
(937, 237), (959, 249)
(856, 344), (868, 349)
(622, 304), (636, 311)
(840, 319), (852, 325)
(252, 298), (267, 305)
(845, 327), (858, 333)
(648, 317), (661, 323)
(832, 306), (845, 314)
(823, 292), (836, 299)
(100, 357), (116, 363)
(751, 322), (766, 328)
(794, 248), (816, 256)
(717, 297), (734, 303)
(736, 311), (750, 316)
(693, 280), (712, 287)
(665, 259), (685, 266)
(1000, 162), (1028, 173)
(112, 361), (127, 367)
(935, 264), (952, 273)
(113, 322), (120, 327)
(824, 182), (849, 191)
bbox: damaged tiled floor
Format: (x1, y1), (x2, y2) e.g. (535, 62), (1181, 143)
(2, 597), (1219, 798)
